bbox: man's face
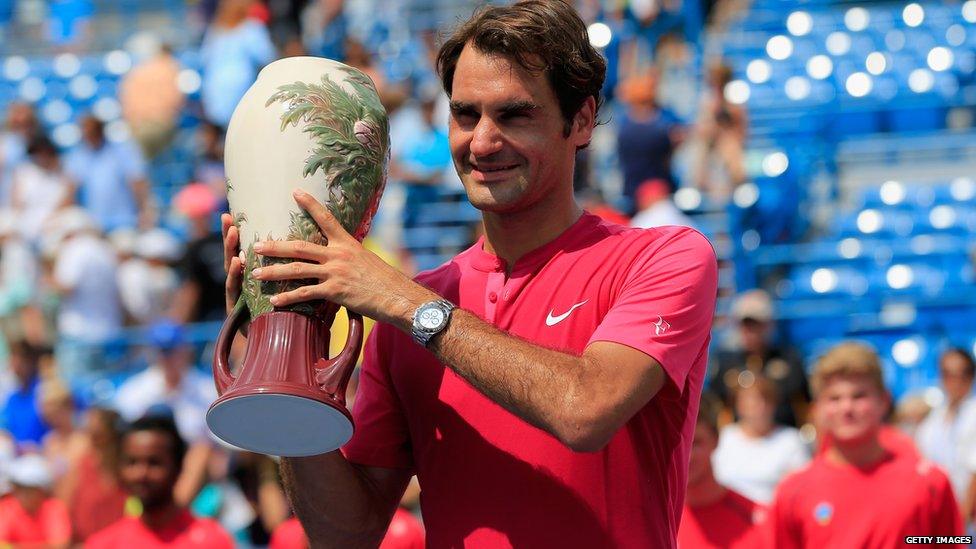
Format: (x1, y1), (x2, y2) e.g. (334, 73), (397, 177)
(734, 387), (774, 428)
(448, 45), (593, 215)
(687, 422), (717, 485)
(816, 375), (887, 444)
(738, 318), (770, 354)
(120, 431), (179, 508)
(940, 353), (974, 404)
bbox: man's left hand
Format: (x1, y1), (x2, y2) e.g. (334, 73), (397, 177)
(251, 190), (438, 328)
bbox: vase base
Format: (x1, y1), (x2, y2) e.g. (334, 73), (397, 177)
(207, 392), (353, 456)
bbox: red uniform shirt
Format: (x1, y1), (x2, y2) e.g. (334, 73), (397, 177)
(85, 509), (233, 549)
(678, 489), (765, 549)
(769, 453), (962, 548)
(343, 214), (718, 548)
(0, 494), (71, 544)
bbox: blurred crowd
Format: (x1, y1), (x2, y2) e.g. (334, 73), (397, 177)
(0, 0), (972, 547)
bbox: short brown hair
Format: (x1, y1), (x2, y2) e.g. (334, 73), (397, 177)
(811, 342), (886, 397)
(436, 0), (606, 136)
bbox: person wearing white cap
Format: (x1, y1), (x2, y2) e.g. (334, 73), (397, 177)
(117, 228), (183, 325)
(711, 289), (810, 428)
(0, 453), (72, 546)
(49, 207), (122, 344)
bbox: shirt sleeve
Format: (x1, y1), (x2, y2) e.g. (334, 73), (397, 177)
(927, 467), (964, 536)
(341, 325), (414, 470)
(43, 500), (72, 544)
(587, 228), (718, 391)
(121, 143), (147, 181)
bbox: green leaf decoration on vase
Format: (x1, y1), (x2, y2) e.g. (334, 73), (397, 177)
(235, 63), (389, 318)
(266, 65), (390, 241)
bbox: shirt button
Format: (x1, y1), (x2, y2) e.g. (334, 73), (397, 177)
(488, 292), (498, 303)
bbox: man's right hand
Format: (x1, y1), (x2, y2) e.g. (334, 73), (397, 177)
(221, 213), (244, 315)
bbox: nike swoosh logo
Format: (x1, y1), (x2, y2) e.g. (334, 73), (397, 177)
(546, 300), (588, 326)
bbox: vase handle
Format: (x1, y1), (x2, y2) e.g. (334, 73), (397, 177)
(213, 299), (249, 396)
(314, 309), (364, 401)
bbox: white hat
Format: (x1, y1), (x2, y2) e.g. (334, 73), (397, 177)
(42, 207), (98, 255)
(731, 289), (774, 323)
(8, 454), (53, 489)
(136, 228), (183, 261)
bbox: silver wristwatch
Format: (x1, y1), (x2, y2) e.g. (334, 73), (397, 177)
(411, 299), (455, 348)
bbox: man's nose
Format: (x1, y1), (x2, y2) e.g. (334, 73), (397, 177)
(469, 116), (504, 157)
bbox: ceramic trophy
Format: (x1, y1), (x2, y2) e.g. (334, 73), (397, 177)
(207, 56), (389, 456)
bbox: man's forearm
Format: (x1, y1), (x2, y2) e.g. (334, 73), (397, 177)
(425, 309), (594, 448)
(279, 453), (400, 548)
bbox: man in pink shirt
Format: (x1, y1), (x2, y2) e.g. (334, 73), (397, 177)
(222, 1), (717, 546)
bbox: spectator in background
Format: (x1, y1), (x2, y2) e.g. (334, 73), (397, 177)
(113, 320), (215, 445)
(65, 116), (150, 232)
(201, 0), (276, 128)
(49, 207), (122, 347)
(170, 183), (226, 323)
(712, 376), (809, 504)
(390, 92), (451, 228)
(10, 134), (75, 245)
(119, 42), (185, 160)
(0, 102), (40, 207)
(47, 0), (93, 51)
(691, 61), (747, 200)
(38, 378), (86, 500)
(713, 289), (810, 427)
(0, 454), (71, 546)
(192, 123), (227, 200)
(117, 229), (183, 326)
(0, 210), (39, 325)
(768, 342), (962, 547)
(0, 429), (14, 494)
(629, 178), (694, 229)
(301, 0), (346, 61)
(85, 416), (233, 549)
(193, 451), (289, 545)
(915, 348), (976, 506)
(678, 394), (765, 549)
(1, 338), (49, 448)
(63, 407), (127, 543)
(615, 69), (685, 215)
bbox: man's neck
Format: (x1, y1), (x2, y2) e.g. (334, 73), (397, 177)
(140, 501), (182, 531)
(826, 435), (886, 469)
(685, 474), (727, 508)
(481, 192), (582, 274)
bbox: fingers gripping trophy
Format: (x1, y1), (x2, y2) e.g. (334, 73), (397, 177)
(208, 57), (389, 456)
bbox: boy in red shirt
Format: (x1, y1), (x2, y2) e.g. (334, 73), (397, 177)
(769, 342), (963, 548)
(0, 454), (71, 546)
(679, 396), (765, 549)
(85, 415), (233, 549)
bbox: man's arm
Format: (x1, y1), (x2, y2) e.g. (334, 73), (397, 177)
(280, 454), (412, 548)
(426, 312), (666, 452)
(252, 192), (715, 452)
(221, 213), (412, 547)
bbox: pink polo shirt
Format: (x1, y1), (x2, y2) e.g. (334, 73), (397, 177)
(343, 213), (718, 548)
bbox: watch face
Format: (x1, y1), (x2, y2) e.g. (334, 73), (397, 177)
(419, 307), (445, 330)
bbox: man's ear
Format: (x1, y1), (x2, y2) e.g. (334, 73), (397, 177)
(571, 96), (597, 147)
